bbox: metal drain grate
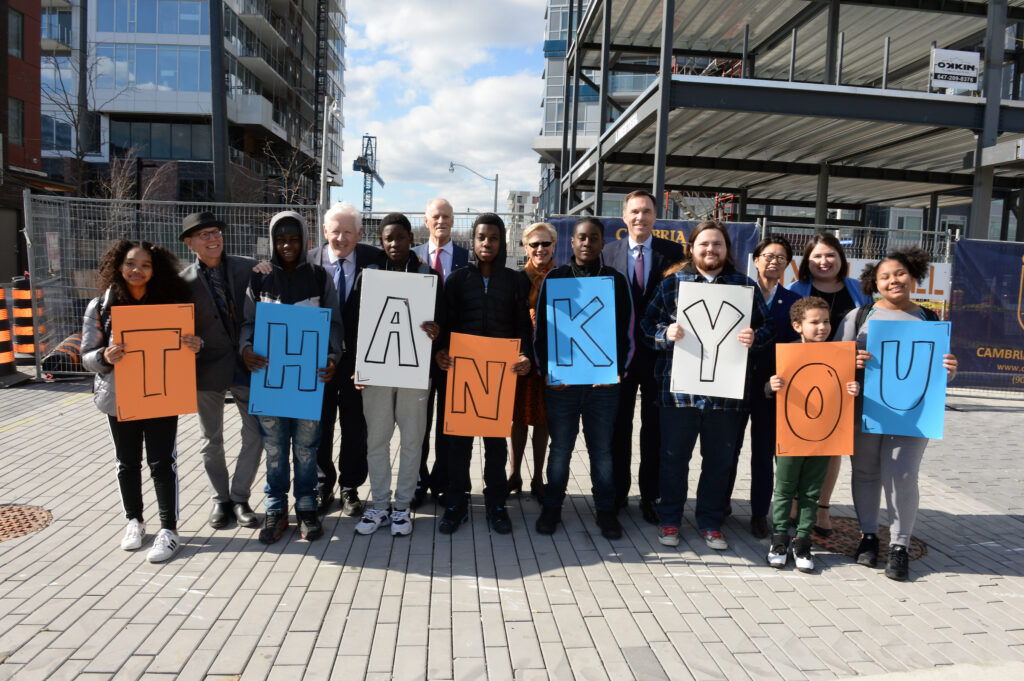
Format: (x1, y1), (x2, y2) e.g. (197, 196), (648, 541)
(0, 504), (53, 542)
(812, 515), (927, 562)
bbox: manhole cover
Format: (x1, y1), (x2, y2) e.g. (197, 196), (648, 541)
(0, 505), (52, 542)
(812, 515), (926, 562)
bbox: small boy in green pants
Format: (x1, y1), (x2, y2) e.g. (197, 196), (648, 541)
(766, 297), (859, 572)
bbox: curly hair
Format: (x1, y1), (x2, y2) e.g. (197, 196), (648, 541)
(859, 246), (930, 296)
(797, 232), (849, 283)
(97, 240), (191, 305)
(789, 296), (830, 324)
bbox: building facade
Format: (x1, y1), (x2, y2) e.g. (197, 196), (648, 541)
(39, 0), (345, 203)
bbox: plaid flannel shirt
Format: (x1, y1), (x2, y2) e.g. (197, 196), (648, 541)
(641, 262), (774, 410)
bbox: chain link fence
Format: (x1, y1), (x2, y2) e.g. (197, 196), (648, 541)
(21, 193), (532, 378)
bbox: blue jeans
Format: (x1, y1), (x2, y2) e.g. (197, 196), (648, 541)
(657, 407), (744, 531)
(544, 384), (619, 512)
(259, 416), (321, 514)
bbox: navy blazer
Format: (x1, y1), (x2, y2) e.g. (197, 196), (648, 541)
(601, 235), (685, 371)
(307, 242), (383, 364)
(412, 241), (469, 281)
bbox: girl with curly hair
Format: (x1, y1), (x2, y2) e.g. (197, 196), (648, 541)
(836, 247), (958, 581)
(80, 240), (201, 563)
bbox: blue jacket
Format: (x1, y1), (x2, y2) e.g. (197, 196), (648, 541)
(788, 277), (871, 308)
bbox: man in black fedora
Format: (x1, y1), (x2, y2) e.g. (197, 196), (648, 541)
(180, 211), (265, 529)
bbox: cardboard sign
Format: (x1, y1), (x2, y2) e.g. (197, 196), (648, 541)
(671, 281), (753, 399)
(248, 302), (331, 420)
(443, 332), (520, 437)
(862, 320), (951, 439)
(775, 342), (856, 457)
(354, 269), (436, 390)
(111, 304), (196, 421)
(545, 276), (618, 386)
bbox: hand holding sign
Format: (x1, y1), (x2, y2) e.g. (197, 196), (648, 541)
(862, 320), (951, 439)
(443, 332), (520, 437)
(111, 304), (197, 421)
(670, 281), (754, 399)
(545, 277), (618, 386)
(775, 342), (856, 457)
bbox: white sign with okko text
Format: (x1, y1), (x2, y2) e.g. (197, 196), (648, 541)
(930, 49), (980, 91)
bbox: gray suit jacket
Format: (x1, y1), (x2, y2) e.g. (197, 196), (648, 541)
(183, 254), (257, 392)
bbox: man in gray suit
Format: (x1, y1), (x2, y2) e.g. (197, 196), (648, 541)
(181, 211), (263, 529)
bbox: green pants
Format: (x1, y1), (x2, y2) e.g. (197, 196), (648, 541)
(771, 455), (831, 537)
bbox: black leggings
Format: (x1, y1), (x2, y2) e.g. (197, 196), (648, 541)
(107, 415), (179, 530)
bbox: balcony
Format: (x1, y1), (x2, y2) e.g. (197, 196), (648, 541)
(40, 20), (72, 54)
(229, 146), (268, 177)
(234, 0), (302, 59)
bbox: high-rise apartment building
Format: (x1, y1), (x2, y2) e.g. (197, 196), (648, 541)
(39, 0), (344, 203)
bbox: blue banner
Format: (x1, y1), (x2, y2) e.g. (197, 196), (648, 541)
(248, 302), (331, 420)
(545, 217), (760, 271)
(545, 277), (618, 386)
(949, 239), (1024, 392)
(862, 320), (950, 439)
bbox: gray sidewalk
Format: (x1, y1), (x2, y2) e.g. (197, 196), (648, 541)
(0, 379), (1022, 680)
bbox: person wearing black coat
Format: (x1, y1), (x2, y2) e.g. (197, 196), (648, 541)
(434, 214), (533, 536)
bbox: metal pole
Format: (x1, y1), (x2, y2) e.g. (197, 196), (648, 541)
(651, 0), (675, 217)
(742, 24), (750, 78)
(969, 0), (1007, 239)
(318, 95), (331, 222)
(836, 31), (844, 84)
(209, 0), (229, 202)
(493, 174), (498, 213)
(881, 36), (890, 89)
(789, 28), (797, 81)
(558, 0), (576, 214)
(815, 163), (829, 225)
(595, 0), (612, 216)
(824, 0), (840, 85)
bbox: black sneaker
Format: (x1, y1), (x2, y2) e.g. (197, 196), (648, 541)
(316, 490), (335, 516)
(885, 545), (909, 581)
(486, 505), (512, 535)
(259, 511), (288, 545)
(855, 534), (879, 568)
(340, 488), (363, 517)
(595, 510), (622, 540)
(767, 533), (789, 568)
(792, 536), (815, 573)
(409, 487), (428, 510)
(297, 510), (323, 541)
(438, 505), (468, 535)
(535, 506), (561, 535)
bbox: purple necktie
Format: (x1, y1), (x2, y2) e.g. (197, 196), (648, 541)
(634, 245), (645, 291)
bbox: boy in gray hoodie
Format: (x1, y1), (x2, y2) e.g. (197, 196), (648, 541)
(240, 211), (343, 544)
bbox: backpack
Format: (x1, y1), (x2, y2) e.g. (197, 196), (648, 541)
(853, 301), (939, 335)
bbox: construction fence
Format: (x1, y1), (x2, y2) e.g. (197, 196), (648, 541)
(17, 193), (532, 378)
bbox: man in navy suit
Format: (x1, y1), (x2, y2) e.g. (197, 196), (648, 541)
(411, 198), (468, 507)
(601, 190), (684, 524)
(308, 202), (383, 517)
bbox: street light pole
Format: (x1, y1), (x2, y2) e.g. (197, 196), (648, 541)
(449, 161), (499, 212)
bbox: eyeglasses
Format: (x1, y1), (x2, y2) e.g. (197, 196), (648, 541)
(194, 228), (222, 241)
(759, 254), (788, 263)
(526, 241), (552, 249)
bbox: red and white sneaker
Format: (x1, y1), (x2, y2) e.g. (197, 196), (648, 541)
(658, 525), (680, 547)
(702, 529), (728, 550)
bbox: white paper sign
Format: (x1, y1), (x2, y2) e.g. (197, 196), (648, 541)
(930, 48), (980, 91)
(670, 281), (753, 399)
(354, 268), (437, 390)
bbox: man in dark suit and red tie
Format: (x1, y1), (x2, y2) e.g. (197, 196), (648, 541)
(411, 198), (469, 507)
(307, 202), (382, 517)
(601, 189), (684, 524)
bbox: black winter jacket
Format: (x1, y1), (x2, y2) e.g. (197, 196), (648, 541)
(441, 264), (532, 355)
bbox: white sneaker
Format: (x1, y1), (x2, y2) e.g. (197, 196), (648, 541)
(146, 529), (180, 563)
(792, 537), (815, 573)
(390, 509), (412, 537)
(767, 534), (789, 569)
(702, 529), (728, 550)
(354, 508), (391, 535)
(121, 519), (145, 551)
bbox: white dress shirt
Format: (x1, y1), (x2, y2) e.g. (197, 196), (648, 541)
(626, 235), (653, 289)
(324, 248), (355, 300)
(428, 241), (454, 282)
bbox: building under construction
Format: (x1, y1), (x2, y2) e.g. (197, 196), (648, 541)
(542, 0), (1024, 240)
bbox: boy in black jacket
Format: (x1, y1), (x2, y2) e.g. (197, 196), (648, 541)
(434, 214), (533, 535)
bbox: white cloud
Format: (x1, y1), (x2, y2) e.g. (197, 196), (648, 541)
(337, 0), (548, 213)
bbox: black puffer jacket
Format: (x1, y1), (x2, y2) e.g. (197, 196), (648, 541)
(442, 265), (532, 351)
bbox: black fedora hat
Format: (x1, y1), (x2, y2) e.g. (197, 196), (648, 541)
(180, 211), (226, 241)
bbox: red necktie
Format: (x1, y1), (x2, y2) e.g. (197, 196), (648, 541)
(432, 248), (444, 281)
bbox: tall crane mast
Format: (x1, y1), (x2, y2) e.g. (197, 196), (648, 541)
(352, 134), (385, 213)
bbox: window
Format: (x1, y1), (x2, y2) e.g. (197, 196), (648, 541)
(179, 1), (201, 34)
(158, 45), (177, 89)
(171, 123), (191, 159)
(137, 0), (158, 32)
(8, 9), (23, 59)
(96, 44), (116, 89)
(98, 0), (115, 31)
(136, 45), (157, 89)
(8, 98), (24, 146)
(158, 0), (178, 33)
(151, 122), (171, 157)
(178, 46), (199, 92)
(42, 10), (73, 44)
(41, 115), (73, 151)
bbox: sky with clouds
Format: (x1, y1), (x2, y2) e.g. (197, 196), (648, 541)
(330, 0), (548, 215)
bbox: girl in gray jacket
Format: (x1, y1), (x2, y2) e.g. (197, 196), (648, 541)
(81, 240), (201, 563)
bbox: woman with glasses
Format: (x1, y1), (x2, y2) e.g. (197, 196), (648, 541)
(788, 232), (871, 536)
(509, 222), (558, 500)
(725, 236), (803, 537)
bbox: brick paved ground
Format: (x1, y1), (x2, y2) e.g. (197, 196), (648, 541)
(0, 378), (1022, 680)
